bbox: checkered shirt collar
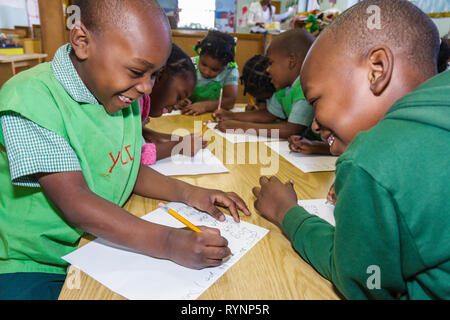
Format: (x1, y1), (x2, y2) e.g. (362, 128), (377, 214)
(51, 44), (100, 105)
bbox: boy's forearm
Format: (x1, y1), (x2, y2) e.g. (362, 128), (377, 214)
(232, 109), (277, 123)
(134, 164), (193, 203)
(230, 121), (305, 139)
(37, 171), (172, 259)
(154, 140), (179, 160)
(143, 127), (175, 143)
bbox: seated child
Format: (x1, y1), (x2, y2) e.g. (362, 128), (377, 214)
(139, 43), (207, 165)
(325, 35), (450, 205)
(252, 0), (449, 299)
(0, 0), (249, 300)
(239, 54), (275, 111)
(181, 30), (239, 115)
(212, 29), (317, 140)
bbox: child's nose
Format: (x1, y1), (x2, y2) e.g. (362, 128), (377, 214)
(311, 118), (321, 134)
(136, 75), (154, 96)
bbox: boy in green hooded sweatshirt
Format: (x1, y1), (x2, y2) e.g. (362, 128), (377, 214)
(252, 0), (450, 299)
(0, 0), (249, 300)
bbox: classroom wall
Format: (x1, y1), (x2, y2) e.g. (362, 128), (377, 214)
(0, 0), (28, 29)
(432, 18), (450, 38)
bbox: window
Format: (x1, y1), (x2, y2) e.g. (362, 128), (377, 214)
(178, 0), (216, 30)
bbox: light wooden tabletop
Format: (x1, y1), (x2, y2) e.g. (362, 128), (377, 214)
(58, 107), (341, 300)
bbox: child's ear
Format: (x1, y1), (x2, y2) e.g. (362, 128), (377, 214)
(288, 53), (298, 70)
(367, 46), (394, 96)
(69, 23), (91, 60)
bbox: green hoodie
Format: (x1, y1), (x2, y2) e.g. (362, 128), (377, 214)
(282, 70), (450, 299)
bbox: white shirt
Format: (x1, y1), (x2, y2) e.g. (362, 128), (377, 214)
(247, 2), (294, 27)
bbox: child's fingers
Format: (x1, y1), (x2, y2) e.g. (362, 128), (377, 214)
(259, 176), (270, 186)
(204, 202), (226, 221)
(225, 192), (251, 216)
(204, 246), (232, 261)
(215, 194), (240, 222)
(252, 186), (261, 198)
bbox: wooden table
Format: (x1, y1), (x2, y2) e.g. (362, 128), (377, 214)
(0, 53), (47, 88)
(58, 109), (341, 300)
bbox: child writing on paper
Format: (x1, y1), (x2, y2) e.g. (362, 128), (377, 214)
(181, 30), (239, 116)
(252, 0), (450, 299)
(139, 43), (207, 165)
(0, 0), (250, 300)
(213, 29), (326, 145)
(240, 54), (275, 111)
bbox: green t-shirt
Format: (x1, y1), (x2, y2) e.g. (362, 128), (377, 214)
(266, 76), (314, 126)
(189, 56), (239, 102)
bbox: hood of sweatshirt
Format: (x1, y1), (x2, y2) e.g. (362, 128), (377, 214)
(383, 70), (450, 132)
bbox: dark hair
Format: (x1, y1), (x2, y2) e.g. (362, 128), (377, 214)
(240, 54), (275, 97)
(194, 30), (236, 66)
(165, 43), (197, 81)
(437, 38), (450, 73)
(73, 0), (162, 35)
(322, 0), (440, 74)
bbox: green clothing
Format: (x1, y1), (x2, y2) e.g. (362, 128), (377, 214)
(282, 70), (450, 299)
(190, 56), (239, 102)
(0, 56), (142, 275)
(266, 76), (314, 126)
(0, 44), (96, 188)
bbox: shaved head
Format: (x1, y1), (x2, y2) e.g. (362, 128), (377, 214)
(267, 28), (315, 59)
(322, 0), (440, 72)
(74, 0), (167, 37)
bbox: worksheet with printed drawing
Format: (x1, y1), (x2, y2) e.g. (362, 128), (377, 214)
(148, 148), (229, 176)
(265, 141), (338, 173)
(207, 122), (281, 144)
(62, 202), (269, 300)
(298, 199), (336, 226)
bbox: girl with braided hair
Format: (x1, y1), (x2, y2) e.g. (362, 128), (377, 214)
(239, 54), (275, 111)
(140, 43), (207, 165)
(182, 30), (239, 116)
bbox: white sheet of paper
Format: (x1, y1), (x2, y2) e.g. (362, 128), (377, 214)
(62, 202), (269, 300)
(148, 148), (229, 176)
(161, 107), (243, 117)
(230, 106), (246, 113)
(206, 122), (281, 144)
(265, 141), (338, 173)
(161, 110), (182, 116)
(298, 199), (336, 226)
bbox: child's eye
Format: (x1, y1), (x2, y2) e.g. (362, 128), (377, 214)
(309, 98), (319, 107)
(130, 69), (145, 78)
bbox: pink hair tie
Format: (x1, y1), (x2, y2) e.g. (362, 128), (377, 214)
(141, 143), (157, 165)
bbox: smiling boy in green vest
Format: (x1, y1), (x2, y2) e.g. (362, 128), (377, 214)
(0, 0), (249, 300)
(213, 29), (324, 146)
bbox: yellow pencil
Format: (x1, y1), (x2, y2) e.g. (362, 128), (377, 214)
(217, 88), (223, 110)
(249, 96), (259, 110)
(158, 203), (202, 233)
(201, 122), (208, 135)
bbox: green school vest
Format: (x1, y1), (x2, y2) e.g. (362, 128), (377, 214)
(0, 63), (142, 275)
(274, 77), (305, 117)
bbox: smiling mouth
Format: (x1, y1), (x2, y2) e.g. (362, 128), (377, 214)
(118, 95), (135, 105)
(327, 134), (336, 147)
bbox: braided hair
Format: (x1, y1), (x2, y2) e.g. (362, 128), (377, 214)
(240, 54), (275, 98)
(165, 43), (197, 80)
(194, 30), (236, 66)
